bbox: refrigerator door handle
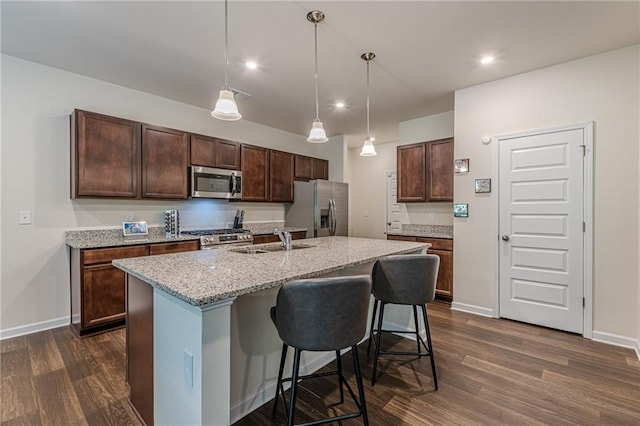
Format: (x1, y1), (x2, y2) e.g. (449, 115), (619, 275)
(330, 199), (337, 236)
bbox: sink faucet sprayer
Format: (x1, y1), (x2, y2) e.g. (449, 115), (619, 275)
(273, 227), (292, 251)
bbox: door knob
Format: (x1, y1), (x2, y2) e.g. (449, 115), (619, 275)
(501, 235), (510, 241)
(387, 222), (391, 226)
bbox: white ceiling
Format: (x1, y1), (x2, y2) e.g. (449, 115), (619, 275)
(2, 1), (639, 147)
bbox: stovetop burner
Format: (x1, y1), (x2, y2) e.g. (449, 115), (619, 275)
(181, 228), (250, 236)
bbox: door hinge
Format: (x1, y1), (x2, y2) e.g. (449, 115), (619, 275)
(583, 221), (586, 232)
(579, 144), (586, 156)
(583, 297), (586, 308)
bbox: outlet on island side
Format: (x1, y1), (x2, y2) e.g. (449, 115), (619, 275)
(184, 350), (193, 387)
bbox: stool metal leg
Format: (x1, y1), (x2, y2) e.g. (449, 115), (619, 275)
(366, 299), (379, 359)
(421, 304), (438, 391)
(335, 350), (345, 404)
(412, 305), (421, 354)
(272, 343), (288, 418)
(287, 348), (302, 426)
(371, 302), (385, 386)
(351, 345), (369, 426)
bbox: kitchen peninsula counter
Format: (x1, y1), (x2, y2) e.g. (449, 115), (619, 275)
(114, 236), (428, 307)
(114, 236), (429, 426)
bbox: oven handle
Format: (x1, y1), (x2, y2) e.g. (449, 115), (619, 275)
(231, 172), (238, 195)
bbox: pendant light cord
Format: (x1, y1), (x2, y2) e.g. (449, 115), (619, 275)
(366, 59), (370, 139)
(314, 21), (320, 121)
(223, 0), (229, 90)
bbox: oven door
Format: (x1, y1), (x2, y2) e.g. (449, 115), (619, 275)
(191, 166), (242, 199)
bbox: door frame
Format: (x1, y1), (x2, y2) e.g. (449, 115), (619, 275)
(491, 122), (594, 338)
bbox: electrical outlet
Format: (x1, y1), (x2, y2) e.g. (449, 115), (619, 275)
(19, 210), (31, 225)
(184, 350), (193, 387)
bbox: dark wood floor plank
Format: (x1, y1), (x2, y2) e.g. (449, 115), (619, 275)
(0, 348), (39, 423)
(26, 331), (64, 377)
(31, 369), (86, 425)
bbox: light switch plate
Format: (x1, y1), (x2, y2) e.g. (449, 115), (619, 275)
(184, 350), (193, 387)
(19, 210), (31, 225)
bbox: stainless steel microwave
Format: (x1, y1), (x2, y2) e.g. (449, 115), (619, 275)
(190, 166), (242, 200)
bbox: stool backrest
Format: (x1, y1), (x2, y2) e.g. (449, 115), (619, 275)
(372, 254), (439, 305)
(274, 275), (372, 351)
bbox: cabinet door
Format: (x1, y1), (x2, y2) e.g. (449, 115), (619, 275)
(82, 264), (126, 328)
(141, 125), (189, 199)
(241, 145), (270, 201)
(426, 138), (454, 201)
(312, 158), (329, 180)
(270, 150), (295, 202)
(190, 134), (240, 170)
(149, 240), (199, 255)
(428, 248), (453, 300)
(72, 110), (140, 198)
(397, 143), (426, 202)
(294, 155), (313, 180)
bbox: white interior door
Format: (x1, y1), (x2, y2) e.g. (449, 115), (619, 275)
(499, 128), (584, 334)
(386, 171), (403, 233)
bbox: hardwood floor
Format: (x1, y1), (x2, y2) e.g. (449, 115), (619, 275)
(2, 302), (639, 425)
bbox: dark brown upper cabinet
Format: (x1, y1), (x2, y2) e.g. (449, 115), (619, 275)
(397, 138), (453, 202)
(141, 125), (189, 199)
(312, 158), (329, 180)
(270, 150), (295, 203)
(240, 144), (270, 201)
(71, 110), (140, 198)
(294, 155), (313, 180)
(190, 134), (240, 170)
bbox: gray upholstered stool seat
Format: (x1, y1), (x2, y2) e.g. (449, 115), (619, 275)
(366, 254), (440, 389)
(271, 275), (371, 426)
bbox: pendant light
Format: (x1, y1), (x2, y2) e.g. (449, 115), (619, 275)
(306, 10), (328, 143)
(360, 52), (377, 156)
(212, 0), (241, 121)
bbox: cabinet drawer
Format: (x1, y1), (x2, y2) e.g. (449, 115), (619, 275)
(386, 235), (417, 242)
(416, 237), (452, 251)
(149, 240), (199, 255)
(82, 245), (149, 265)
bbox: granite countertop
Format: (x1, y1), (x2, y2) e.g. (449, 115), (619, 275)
(387, 224), (453, 239)
(113, 236), (429, 307)
(65, 227), (200, 249)
(241, 221), (306, 236)
(252, 227), (307, 236)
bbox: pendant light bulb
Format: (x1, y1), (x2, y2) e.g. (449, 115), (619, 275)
(306, 11), (328, 143)
(212, 0), (241, 121)
(360, 52), (377, 156)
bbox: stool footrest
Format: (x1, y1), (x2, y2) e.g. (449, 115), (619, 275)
(378, 350), (432, 357)
(280, 369), (338, 383)
(298, 411), (363, 426)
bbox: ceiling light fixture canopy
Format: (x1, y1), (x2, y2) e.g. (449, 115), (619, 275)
(360, 52), (377, 156)
(306, 10), (328, 143)
(212, 0), (241, 121)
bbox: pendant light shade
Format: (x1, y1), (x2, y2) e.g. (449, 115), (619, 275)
(360, 52), (377, 156)
(306, 10), (328, 143)
(212, 89), (241, 121)
(212, 0), (241, 121)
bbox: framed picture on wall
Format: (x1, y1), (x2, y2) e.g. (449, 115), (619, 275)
(122, 221), (149, 237)
(454, 158), (469, 173)
(475, 178), (491, 193)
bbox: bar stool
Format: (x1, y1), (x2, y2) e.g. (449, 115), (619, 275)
(271, 275), (371, 426)
(366, 254), (440, 389)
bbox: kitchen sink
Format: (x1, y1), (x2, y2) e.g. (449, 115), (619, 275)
(231, 244), (315, 254)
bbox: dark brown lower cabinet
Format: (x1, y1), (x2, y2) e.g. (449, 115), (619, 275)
(252, 231), (306, 245)
(386, 234), (453, 301)
(70, 240), (199, 336)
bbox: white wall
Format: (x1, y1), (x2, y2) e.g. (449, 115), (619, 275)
(399, 111), (454, 146)
(0, 54), (343, 334)
(454, 45), (639, 340)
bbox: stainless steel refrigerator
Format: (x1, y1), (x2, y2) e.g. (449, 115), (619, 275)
(285, 180), (348, 238)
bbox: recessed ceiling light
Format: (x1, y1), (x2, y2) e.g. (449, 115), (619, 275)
(480, 56), (495, 65)
(245, 61), (258, 69)
(335, 102), (345, 108)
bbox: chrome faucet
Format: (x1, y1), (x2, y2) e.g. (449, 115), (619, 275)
(273, 227), (292, 251)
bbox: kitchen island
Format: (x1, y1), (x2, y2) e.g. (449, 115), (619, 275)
(113, 236), (429, 425)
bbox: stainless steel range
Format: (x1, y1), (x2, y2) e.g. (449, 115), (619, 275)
(181, 229), (253, 250)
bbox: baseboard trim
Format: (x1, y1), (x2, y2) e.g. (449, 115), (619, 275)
(451, 302), (495, 318)
(0, 316), (69, 340)
(593, 330), (640, 361)
(230, 349), (347, 424)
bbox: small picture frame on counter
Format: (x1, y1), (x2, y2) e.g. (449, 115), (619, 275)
(454, 158), (469, 173)
(475, 178), (491, 193)
(122, 221), (149, 237)
(453, 204), (469, 218)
